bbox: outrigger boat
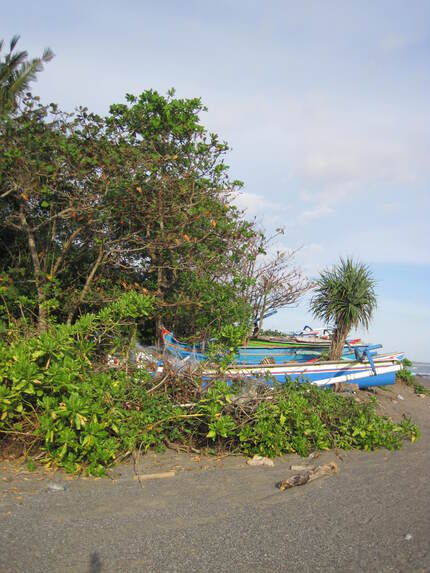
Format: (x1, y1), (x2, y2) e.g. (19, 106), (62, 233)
(161, 329), (380, 365)
(251, 324), (368, 351)
(202, 352), (404, 389)
(161, 330), (404, 388)
(252, 335), (364, 351)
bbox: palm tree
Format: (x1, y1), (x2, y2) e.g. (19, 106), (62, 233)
(0, 35), (54, 116)
(309, 258), (377, 360)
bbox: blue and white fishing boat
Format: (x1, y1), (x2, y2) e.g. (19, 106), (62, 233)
(202, 352), (404, 389)
(161, 330), (404, 388)
(161, 329), (380, 365)
(162, 329), (321, 364)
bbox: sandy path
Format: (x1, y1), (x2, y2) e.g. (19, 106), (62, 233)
(1, 379), (429, 573)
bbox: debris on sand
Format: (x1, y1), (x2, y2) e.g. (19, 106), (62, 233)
(247, 455), (274, 467)
(290, 464), (314, 472)
(47, 482), (67, 492)
(333, 382), (359, 393)
(277, 462), (338, 491)
(133, 470), (176, 481)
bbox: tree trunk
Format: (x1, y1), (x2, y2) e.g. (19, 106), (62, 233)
(329, 325), (349, 360)
(51, 226), (82, 276)
(255, 291), (268, 338)
(67, 244), (104, 323)
(19, 208), (48, 331)
(155, 187), (165, 346)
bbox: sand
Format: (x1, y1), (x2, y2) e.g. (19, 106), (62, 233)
(1, 377), (429, 572)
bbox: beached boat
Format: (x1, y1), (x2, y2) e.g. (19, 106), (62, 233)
(202, 352), (404, 389)
(281, 325), (334, 338)
(162, 329), (321, 364)
(161, 329), (378, 365)
(161, 330), (403, 388)
(254, 334), (363, 350)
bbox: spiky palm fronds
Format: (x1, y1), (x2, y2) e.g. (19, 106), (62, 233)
(0, 35), (54, 115)
(310, 258), (377, 329)
(310, 258), (377, 359)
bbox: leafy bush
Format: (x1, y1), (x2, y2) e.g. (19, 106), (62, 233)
(177, 381), (419, 457)
(0, 302), (420, 476)
(0, 292), (158, 475)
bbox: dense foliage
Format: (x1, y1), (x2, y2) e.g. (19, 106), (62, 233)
(0, 294), (419, 475)
(0, 293), (155, 474)
(0, 91), (259, 339)
(189, 380), (418, 457)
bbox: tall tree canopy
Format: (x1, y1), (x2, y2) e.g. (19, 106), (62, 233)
(0, 88), (308, 342)
(0, 92), (255, 338)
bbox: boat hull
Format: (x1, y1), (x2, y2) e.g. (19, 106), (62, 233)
(203, 355), (403, 388)
(162, 329), (373, 365)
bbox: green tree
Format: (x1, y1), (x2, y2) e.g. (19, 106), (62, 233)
(0, 91), (257, 339)
(104, 90), (255, 338)
(309, 258), (377, 360)
(0, 96), (120, 330)
(0, 35), (54, 116)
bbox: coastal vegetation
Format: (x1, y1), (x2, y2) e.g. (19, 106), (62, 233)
(396, 359), (429, 395)
(0, 293), (419, 475)
(0, 36), (419, 475)
(310, 258), (377, 360)
(0, 88), (309, 341)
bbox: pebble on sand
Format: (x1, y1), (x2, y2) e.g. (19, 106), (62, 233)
(47, 482), (67, 492)
(247, 455), (274, 467)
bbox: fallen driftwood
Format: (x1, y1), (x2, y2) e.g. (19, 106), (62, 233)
(133, 470), (176, 481)
(277, 462), (338, 491)
(290, 464), (314, 472)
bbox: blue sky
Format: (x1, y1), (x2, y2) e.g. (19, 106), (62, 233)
(3, 1), (430, 360)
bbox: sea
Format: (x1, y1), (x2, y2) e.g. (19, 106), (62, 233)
(412, 362), (430, 377)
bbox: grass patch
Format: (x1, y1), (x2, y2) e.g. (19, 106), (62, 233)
(396, 359), (430, 396)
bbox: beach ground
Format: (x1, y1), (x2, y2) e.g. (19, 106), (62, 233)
(1, 378), (429, 573)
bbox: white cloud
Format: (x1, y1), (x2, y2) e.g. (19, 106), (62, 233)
(233, 191), (278, 218)
(298, 205), (334, 223)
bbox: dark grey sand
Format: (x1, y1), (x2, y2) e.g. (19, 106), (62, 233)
(1, 378), (429, 573)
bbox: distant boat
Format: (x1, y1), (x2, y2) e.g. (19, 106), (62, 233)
(253, 334), (364, 351)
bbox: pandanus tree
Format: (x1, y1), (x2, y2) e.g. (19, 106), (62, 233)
(0, 35), (54, 116)
(309, 258), (377, 360)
